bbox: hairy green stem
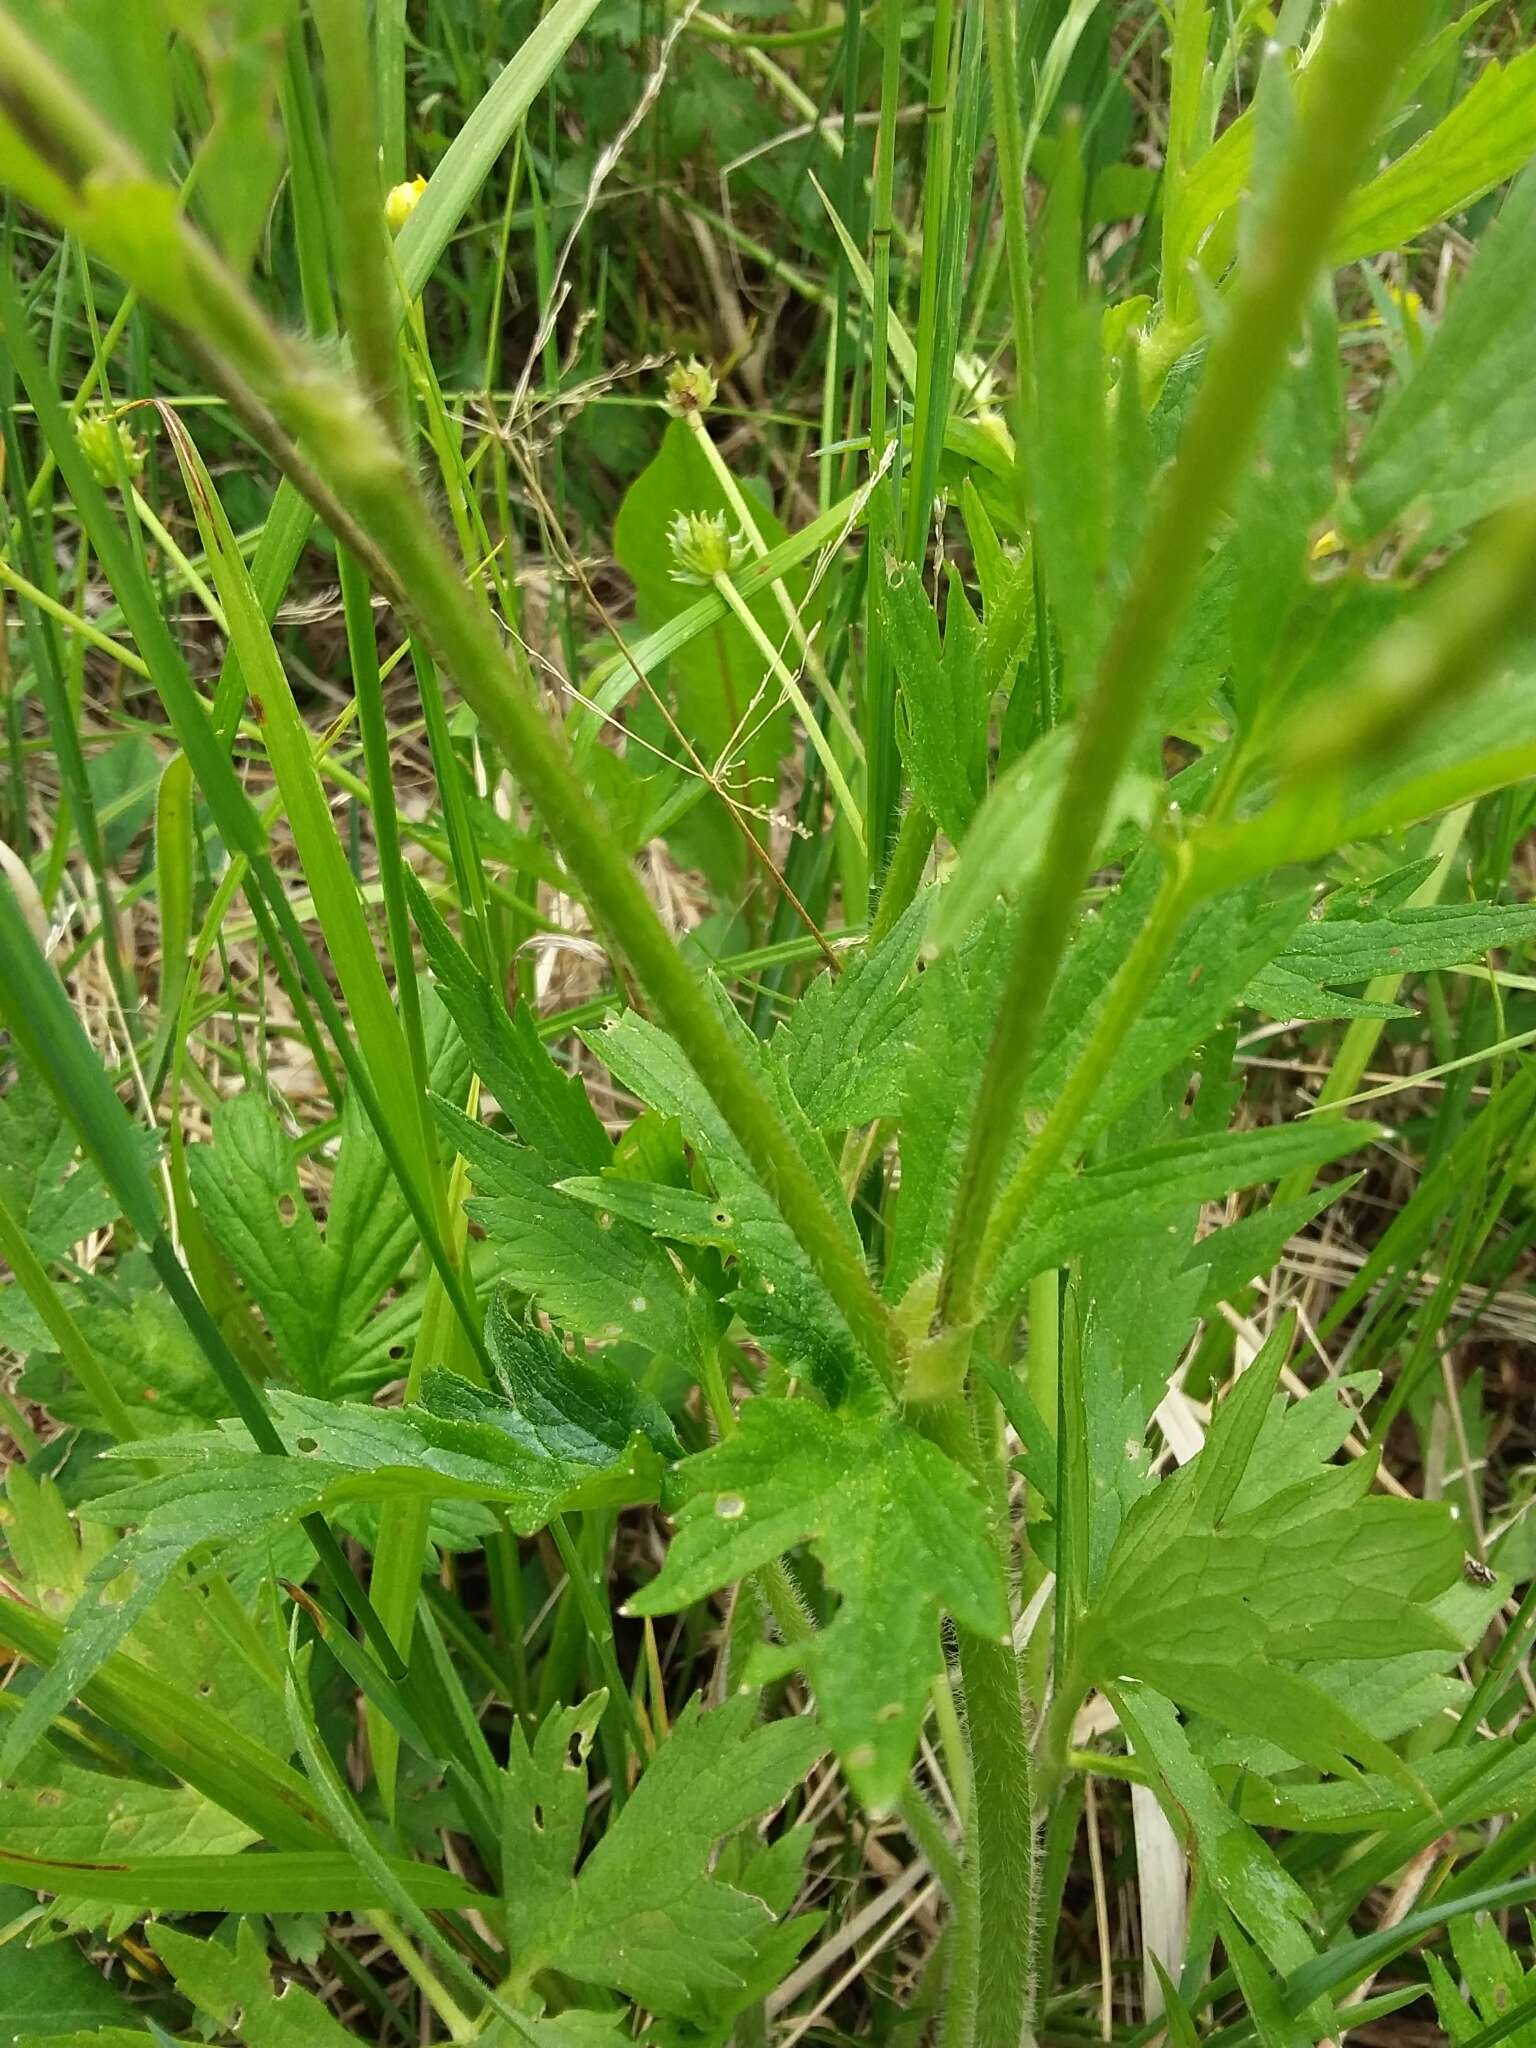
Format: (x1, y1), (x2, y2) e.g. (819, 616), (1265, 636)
(1020, 1269), (1057, 1702)
(870, 803), (936, 942)
(923, 1391), (1038, 2048)
(955, 1625), (1038, 2048)
(975, 852), (1195, 1308)
(938, 0), (1433, 1329)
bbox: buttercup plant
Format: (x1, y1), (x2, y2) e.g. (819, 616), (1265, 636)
(2, 1), (1536, 2044)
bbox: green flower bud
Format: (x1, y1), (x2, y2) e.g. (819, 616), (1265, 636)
(667, 510), (750, 584)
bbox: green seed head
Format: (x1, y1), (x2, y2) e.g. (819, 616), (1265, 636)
(74, 412), (144, 490)
(664, 357), (718, 418)
(668, 509), (749, 584)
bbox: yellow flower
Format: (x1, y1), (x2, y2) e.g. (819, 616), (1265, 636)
(74, 412), (144, 490)
(385, 175), (427, 233)
(667, 510), (749, 584)
(664, 358), (718, 418)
